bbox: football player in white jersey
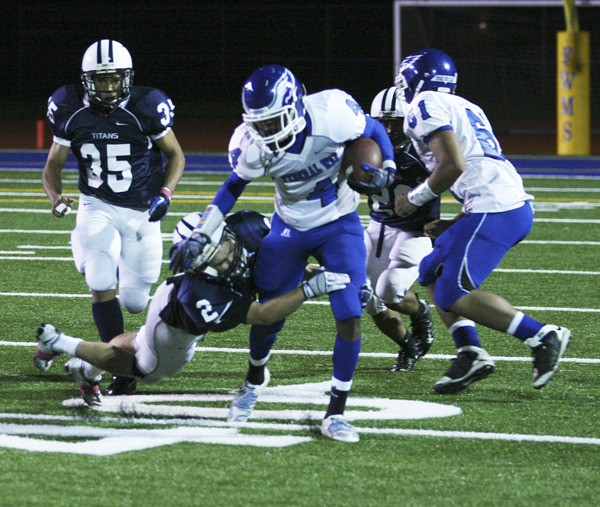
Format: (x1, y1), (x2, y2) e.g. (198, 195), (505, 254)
(38, 40), (186, 396)
(394, 48), (571, 394)
(35, 211), (350, 407)
(169, 65), (396, 442)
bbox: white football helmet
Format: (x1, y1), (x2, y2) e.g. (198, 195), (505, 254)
(241, 64), (307, 154)
(80, 39), (134, 112)
(370, 87), (409, 147)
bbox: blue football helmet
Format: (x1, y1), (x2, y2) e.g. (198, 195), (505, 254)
(242, 65), (307, 154)
(395, 48), (457, 104)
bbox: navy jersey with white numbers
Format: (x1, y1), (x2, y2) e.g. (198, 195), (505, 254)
(159, 272), (255, 335)
(46, 84), (175, 209)
(368, 143), (440, 232)
(159, 210), (270, 336)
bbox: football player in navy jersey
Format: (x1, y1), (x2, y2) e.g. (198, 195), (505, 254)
(169, 65), (395, 442)
(38, 39), (186, 397)
(361, 87), (438, 373)
(394, 48), (571, 393)
(34, 210), (350, 408)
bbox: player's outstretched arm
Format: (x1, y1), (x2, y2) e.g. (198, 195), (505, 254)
(246, 268), (350, 325)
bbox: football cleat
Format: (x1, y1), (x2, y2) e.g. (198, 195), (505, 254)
(434, 346), (495, 394)
(64, 358), (103, 407)
(227, 368), (270, 423)
(390, 349), (417, 372)
(525, 325), (571, 389)
(321, 415), (360, 443)
(411, 299), (435, 359)
(106, 375), (137, 396)
(34, 323), (62, 373)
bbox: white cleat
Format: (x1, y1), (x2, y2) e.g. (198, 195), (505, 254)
(321, 415), (360, 443)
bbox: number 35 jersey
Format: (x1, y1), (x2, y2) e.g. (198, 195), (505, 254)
(404, 91), (533, 213)
(46, 84), (175, 209)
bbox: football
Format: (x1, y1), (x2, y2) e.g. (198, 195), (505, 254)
(340, 137), (383, 184)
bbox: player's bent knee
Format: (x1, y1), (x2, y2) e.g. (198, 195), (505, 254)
(119, 288), (150, 314)
(434, 278), (468, 312)
(84, 254), (117, 292)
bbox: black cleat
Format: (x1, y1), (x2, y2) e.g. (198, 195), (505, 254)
(105, 375), (137, 396)
(411, 299), (435, 359)
(390, 349), (417, 372)
(434, 346), (495, 394)
(526, 325), (571, 389)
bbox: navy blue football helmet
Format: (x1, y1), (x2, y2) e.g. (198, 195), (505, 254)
(242, 65), (306, 153)
(395, 48), (457, 104)
(225, 210), (271, 253)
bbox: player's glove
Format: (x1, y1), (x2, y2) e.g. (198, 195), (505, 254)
(148, 192), (171, 222)
(348, 160), (397, 195)
(168, 232), (211, 274)
(301, 268), (351, 299)
(359, 280), (374, 308)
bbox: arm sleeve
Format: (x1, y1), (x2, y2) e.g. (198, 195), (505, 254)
(211, 172), (251, 216)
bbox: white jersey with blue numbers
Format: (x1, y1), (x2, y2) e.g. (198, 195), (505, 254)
(404, 91), (533, 213)
(228, 89), (365, 231)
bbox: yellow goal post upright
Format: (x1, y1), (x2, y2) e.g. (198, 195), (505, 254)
(392, 0), (596, 155)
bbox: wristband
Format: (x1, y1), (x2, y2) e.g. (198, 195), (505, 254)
(160, 186), (173, 200)
(407, 180), (437, 206)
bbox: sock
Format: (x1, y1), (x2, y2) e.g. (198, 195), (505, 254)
(332, 335), (361, 383)
(50, 333), (83, 356)
(246, 354), (270, 385)
(507, 312), (544, 342)
(325, 386), (349, 418)
(449, 320), (481, 348)
(413, 299), (428, 320)
(92, 299), (124, 343)
(81, 360), (104, 382)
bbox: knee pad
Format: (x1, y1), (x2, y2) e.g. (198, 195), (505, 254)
(119, 287), (151, 314)
(83, 253), (117, 292)
(364, 293), (387, 316)
(375, 266), (418, 306)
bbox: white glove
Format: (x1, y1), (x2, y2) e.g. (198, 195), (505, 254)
(301, 268), (350, 298)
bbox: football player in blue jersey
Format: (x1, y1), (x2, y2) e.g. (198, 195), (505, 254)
(394, 48), (571, 394)
(38, 39), (186, 397)
(35, 210), (350, 408)
(169, 65), (396, 442)
(361, 87), (438, 372)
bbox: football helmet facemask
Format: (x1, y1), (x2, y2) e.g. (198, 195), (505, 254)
(81, 39), (134, 113)
(172, 212), (249, 279)
(242, 64), (307, 154)
(395, 48), (457, 104)
(370, 87), (409, 147)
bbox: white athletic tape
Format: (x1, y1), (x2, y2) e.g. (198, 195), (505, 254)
(55, 203), (72, 215)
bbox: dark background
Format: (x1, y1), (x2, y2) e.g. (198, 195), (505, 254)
(2, 1), (599, 153)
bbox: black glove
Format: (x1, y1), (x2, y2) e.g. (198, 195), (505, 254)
(168, 232), (211, 273)
(148, 192), (171, 222)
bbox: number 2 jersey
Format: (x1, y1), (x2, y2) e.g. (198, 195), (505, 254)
(404, 91), (533, 213)
(46, 84), (175, 209)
